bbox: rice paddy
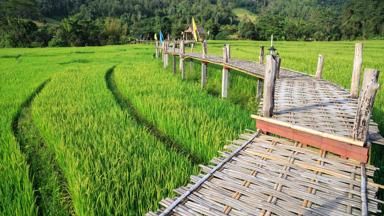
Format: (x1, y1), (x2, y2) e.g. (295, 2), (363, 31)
(0, 40), (383, 215)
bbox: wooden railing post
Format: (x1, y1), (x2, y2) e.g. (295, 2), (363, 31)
(172, 41), (176, 75)
(222, 45), (229, 98)
(161, 41), (165, 64)
(163, 41), (169, 68)
(276, 56), (281, 79)
(256, 79), (263, 101)
(166, 41), (169, 67)
(189, 43), (194, 73)
(257, 46), (265, 101)
(155, 41), (159, 58)
(259, 46), (264, 64)
(262, 55), (278, 117)
(226, 44), (231, 59)
(201, 40), (208, 89)
(352, 68), (380, 143)
(360, 69), (379, 97)
(316, 54), (324, 79)
(179, 40), (185, 80)
(351, 43), (363, 98)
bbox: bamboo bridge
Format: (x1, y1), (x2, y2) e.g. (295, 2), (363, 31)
(147, 40), (384, 215)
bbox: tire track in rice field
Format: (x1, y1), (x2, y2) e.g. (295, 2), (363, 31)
(105, 66), (203, 165)
(12, 80), (74, 216)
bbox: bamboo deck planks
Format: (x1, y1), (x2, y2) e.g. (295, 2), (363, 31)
(164, 46), (383, 145)
(151, 43), (384, 215)
(147, 132), (382, 215)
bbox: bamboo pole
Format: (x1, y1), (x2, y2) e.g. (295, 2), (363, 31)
(163, 41), (168, 68)
(226, 44), (231, 59)
(179, 40), (185, 80)
(222, 45), (229, 98)
(172, 41), (176, 75)
(259, 46), (264, 64)
(361, 163), (368, 216)
(257, 79), (263, 101)
(161, 41), (165, 64)
(189, 43), (194, 73)
(276, 56), (281, 79)
(201, 40), (208, 89)
(257, 45), (265, 102)
(315, 54), (324, 79)
(351, 43), (363, 98)
(262, 55), (278, 117)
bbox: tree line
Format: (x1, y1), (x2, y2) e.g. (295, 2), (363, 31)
(0, 0), (383, 47)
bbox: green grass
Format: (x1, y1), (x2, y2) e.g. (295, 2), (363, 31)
(0, 40), (383, 215)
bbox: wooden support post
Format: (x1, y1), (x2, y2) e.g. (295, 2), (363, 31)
(351, 43), (363, 98)
(161, 41), (165, 63)
(315, 54), (324, 79)
(189, 43), (194, 73)
(163, 41), (169, 68)
(257, 45), (265, 101)
(361, 163), (368, 216)
(226, 44), (231, 59)
(262, 55), (278, 117)
(166, 41), (169, 67)
(172, 41), (176, 75)
(179, 40), (185, 80)
(222, 45), (229, 98)
(256, 79), (263, 101)
(201, 40), (208, 89)
(352, 68), (380, 143)
(155, 41), (159, 58)
(259, 46), (264, 64)
(360, 69), (379, 97)
(276, 56), (281, 79)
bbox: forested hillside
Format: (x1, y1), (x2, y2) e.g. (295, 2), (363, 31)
(0, 0), (383, 47)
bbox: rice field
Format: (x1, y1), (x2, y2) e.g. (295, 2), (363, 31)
(0, 40), (383, 215)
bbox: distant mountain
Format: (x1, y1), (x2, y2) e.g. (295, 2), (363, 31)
(0, 0), (383, 47)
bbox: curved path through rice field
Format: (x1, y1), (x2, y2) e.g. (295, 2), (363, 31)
(12, 80), (74, 215)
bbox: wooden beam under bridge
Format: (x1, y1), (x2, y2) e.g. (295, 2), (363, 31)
(252, 115), (369, 163)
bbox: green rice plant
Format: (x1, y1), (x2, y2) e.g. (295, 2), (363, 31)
(32, 65), (197, 215)
(113, 59), (254, 164)
(13, 80), (72, 216)
(175, 58), (260, 113)
(0, 44), (171, 215)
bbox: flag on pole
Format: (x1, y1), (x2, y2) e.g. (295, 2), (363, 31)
(154, 33), (158, 41)
(192, 17), (199, 41)
(159, 31), (164, 44)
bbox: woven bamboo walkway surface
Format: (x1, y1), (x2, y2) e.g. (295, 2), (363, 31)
(264, 73), (383, 145)
(147, 132), (382, 216)
(167, 48), (384, 146)
(150, 47), (384, 215)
